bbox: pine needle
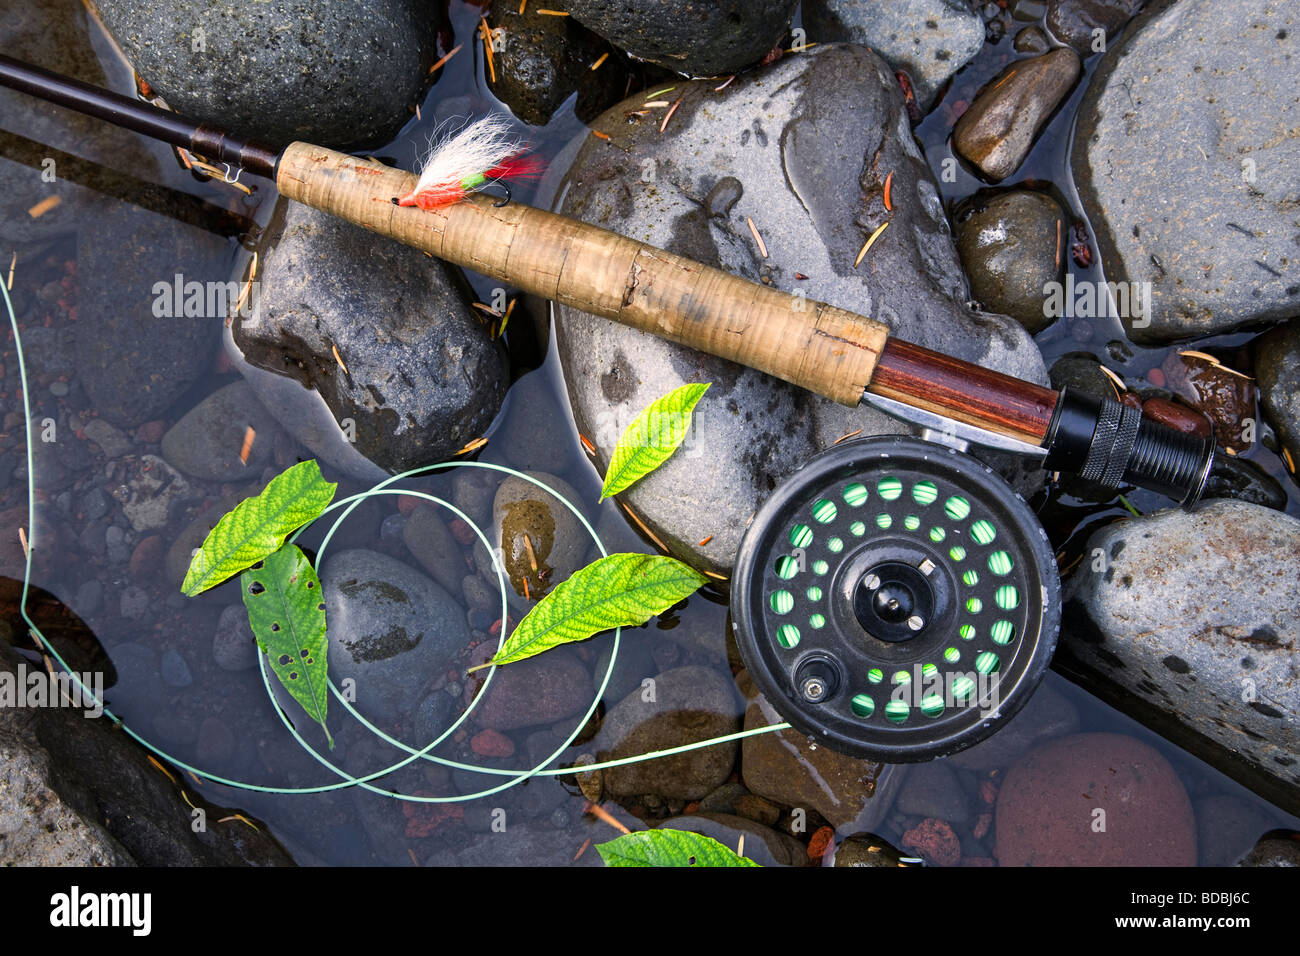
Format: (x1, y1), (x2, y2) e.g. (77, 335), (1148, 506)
(746, 216), (768, 258)
(429, 43), (462, 75)
(853, 221), (890, 268)
(591, 52), (609, 70)
(659, 94), (684, 133)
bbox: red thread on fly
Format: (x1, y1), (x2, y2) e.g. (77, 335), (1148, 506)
(394, 115), (543, 209)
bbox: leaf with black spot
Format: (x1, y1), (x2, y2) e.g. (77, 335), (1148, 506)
(240, 544), (333, 749)
(596, 829), (760, 867)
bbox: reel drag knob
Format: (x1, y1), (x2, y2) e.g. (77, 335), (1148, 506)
(731, 436), (1061, 762)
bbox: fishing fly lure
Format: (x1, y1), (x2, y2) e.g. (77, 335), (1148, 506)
(395, 115), (541, 210)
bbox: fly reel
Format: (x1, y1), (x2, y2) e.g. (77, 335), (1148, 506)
(732, 436), (1061, 762)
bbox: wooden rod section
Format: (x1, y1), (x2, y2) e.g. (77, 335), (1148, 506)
(868, 339), (1059, 445)
(276, 142), (890, 406)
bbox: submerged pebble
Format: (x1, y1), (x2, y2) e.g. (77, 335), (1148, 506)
(953, 48), (1081, 182)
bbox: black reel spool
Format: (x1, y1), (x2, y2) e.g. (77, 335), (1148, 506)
(732, 436), (1061, 762)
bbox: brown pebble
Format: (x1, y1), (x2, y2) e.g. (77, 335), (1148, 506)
(470, 728), (515, 758)
(901, 818), (962, 867)
(135, 420), (166, 444)
(129, 535), (164, 577)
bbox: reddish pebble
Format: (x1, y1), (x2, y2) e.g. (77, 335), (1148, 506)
(129, 535), (164, 577)
(396, 494), (420, 516)
(471, 729), (515, 758)
(901, 818), (962, 867)
(135, 420), (166, 443)
(1146, 366), (1166, 388)
(402, 798), (464, 838)
(807, 825), (835, 863)
(1141, 397), (1212, 438)
(979, 779), (998, 805)
(974, 812), (993, 840)
(448, 518), (475, 545)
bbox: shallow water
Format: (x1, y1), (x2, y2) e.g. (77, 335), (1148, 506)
(0, 0), (1295, 865)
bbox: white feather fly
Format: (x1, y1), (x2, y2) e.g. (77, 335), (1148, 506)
(396, 115), (538, 209)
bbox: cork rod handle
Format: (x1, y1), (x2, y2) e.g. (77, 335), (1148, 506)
(276, 142), (888, 406)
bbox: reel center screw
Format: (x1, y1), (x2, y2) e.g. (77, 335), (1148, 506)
(854, 561), (935, 643)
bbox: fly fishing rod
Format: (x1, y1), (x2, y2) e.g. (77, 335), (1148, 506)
(1, 53), (1218, 760)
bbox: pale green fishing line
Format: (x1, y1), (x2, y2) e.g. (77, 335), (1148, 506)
(2, 278), (787, 805)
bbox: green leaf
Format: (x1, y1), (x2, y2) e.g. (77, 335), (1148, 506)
(240, 544), (333, 749)
(597, 830), (761, 867)
(473, 553), (707, 670)
(600, 383), (709, 501)
(182, 459), (336, 596)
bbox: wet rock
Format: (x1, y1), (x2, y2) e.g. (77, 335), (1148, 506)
(657, 812), (806, 866)
(1202, 455), (1288, 511)
(471, 729), (515, 759)
(412, 688), (457, 746)
(469, 644), (592, 732)
(119, 455), (198, 533)
(895, 762), (973, 825)
(1238, 836), (1300, 867)
(595, 665), (742, 800)
(486, 0), (632, 126)
(81, 419), (131, 460)
(554, 45), (1047, 574)
(1194, 795), (1279, 867)
(160, 649), (192, 688)
(119, 586), (150, 621)
(698, 782), (749, 816)
(566, 0), (798, 77)
(948, 675), (1080, 771)
(401, 503), (467, 600)
(320, 548), (471, 720)
(0, 640), (290, 865)
(234, 201), (507, 477)
(425, 821), (607, 867)
(832, 832), (910, 867)
(0, 0), (162, 249)
(1073, 0), (1300, 343)
(954, 190), (1067, 332)
(995, 732), (1196, 866)
(1048, 352), (1115, 398)
(1013, 26), (1052, 53)
(732, 793), (782, 827)
(803, 0), (986, 110)
(160, 380), (278, 481)
(486, 472), (588, 604)
(452, 468), (498, 529)
(901, 817), (962, 866)
(496, 369), (572, 474)
(72, 579), (103, 619)
(1046, 0), (1144, 54)
(1063, 501), (1299, 799)
(591, 631), (659, 704)
(1256, 322), (1300, 467)
(213, 604), (260, 672)
(953, 49), (1081, 182)
(75, 203), (224, 427)
(1158, 352), (1255, 454)
(94, 0), (440, 150)
(195, 717), (235, 766)
(741, 684), (902, 831)
(0, 685), (133, 864)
